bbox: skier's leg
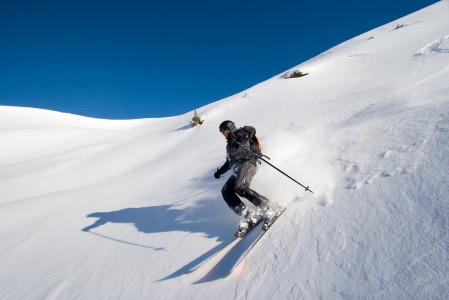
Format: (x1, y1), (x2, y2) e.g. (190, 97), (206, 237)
(234, 163), (270, 209)
(222, 175), (246, 214)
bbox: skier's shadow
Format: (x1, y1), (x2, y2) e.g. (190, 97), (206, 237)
(82, 198), (239, 278)
(82, 199), (232, 240)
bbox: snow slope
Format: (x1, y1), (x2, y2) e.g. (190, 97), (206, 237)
(1, 1), (448, 299)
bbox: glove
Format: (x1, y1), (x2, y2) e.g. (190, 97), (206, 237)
(214, 163), (229, 179)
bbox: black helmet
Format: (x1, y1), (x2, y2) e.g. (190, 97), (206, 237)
(219, 120), (236, 132)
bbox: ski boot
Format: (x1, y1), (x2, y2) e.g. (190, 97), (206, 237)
(235, 207), (262, 237)
(262, 205), (281, 231)
(235, 221), (250, 237)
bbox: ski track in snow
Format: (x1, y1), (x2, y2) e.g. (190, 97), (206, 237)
(1, 1), (449, 299)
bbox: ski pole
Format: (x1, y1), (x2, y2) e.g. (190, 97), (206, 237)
(237, 141), (313, 194)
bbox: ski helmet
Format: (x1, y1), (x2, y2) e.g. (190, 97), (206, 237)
(219, 120), (236, 132)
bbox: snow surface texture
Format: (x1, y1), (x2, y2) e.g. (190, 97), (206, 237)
(1, 1), (449, 299)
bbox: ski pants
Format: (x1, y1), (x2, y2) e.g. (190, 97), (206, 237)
(221, 163), (269, 212)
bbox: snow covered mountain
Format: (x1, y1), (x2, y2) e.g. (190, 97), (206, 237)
(1, 1), (448, 299)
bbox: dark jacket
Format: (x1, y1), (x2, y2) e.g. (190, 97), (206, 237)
(217, 126), (258, 174)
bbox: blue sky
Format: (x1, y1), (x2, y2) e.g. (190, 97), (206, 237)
(0, 0), (439, 119)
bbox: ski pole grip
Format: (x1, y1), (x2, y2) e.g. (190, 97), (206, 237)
(262, 154), (271, 160)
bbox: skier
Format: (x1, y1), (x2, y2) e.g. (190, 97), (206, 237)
(214, 120), (275, 236)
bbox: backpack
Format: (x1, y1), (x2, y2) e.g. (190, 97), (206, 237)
(251, 135), (263, 155)
(242, 126), (262, 156)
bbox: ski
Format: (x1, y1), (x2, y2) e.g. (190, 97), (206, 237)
(224, 198), (298, 277)
(184, 219), (261, 275)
